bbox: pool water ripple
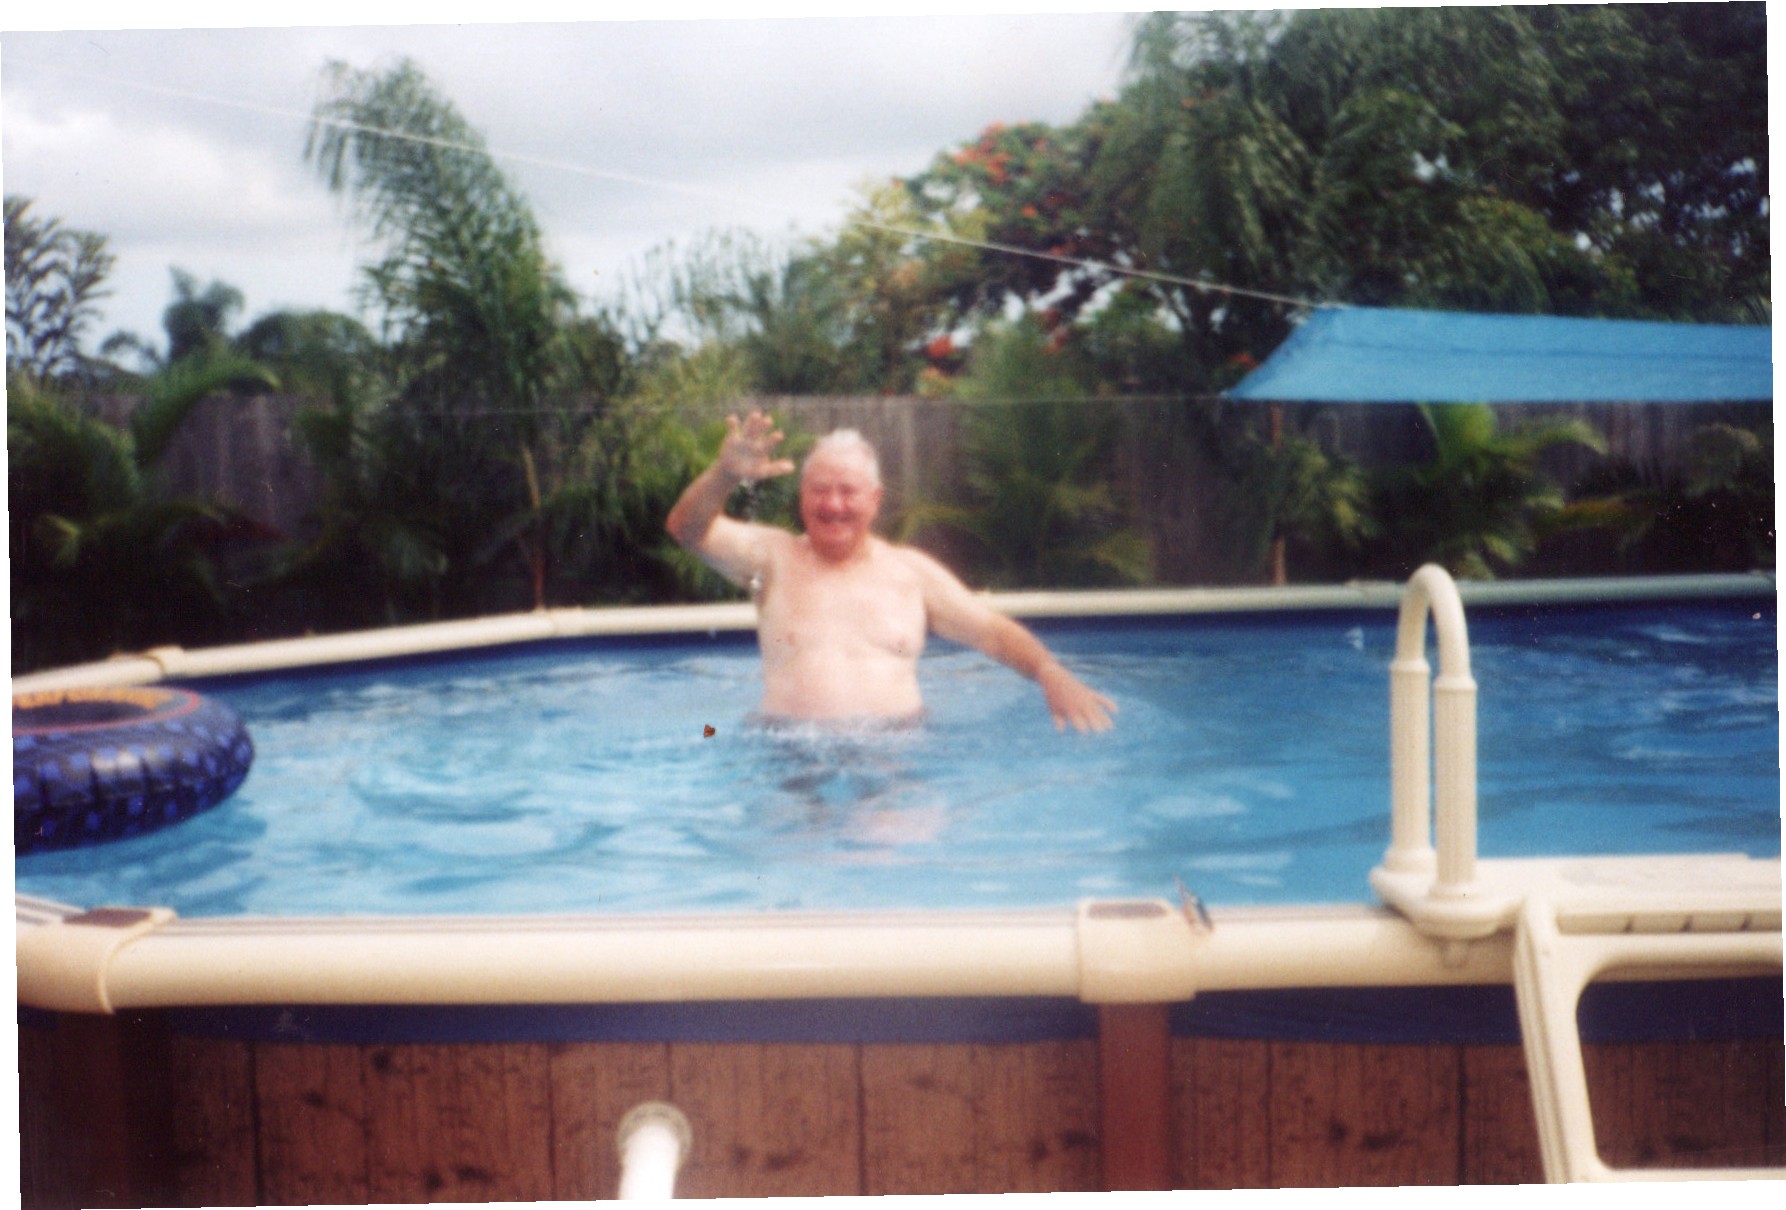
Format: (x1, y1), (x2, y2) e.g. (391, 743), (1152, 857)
(14, 602), (1778, 917)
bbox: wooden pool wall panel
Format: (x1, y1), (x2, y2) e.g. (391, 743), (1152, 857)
(17, 1008), (1785, 1205)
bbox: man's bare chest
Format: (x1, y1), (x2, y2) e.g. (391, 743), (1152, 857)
(759, 546), (927, 658)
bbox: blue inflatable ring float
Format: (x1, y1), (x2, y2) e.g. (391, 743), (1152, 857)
(13, 686), (254, 855)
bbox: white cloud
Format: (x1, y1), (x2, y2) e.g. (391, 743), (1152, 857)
(5, 94), (324, 243)
(97, 239), (363, 346)
(3, 11), (1135, 348)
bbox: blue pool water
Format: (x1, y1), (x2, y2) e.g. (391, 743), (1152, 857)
(14, 601), (1779, 918)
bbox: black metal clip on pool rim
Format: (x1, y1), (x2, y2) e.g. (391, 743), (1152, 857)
(1174, 876), (1214, 934)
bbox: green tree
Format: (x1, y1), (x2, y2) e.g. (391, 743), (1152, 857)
(904, 5), (1766, 383)
(103, 269), (271, 377)
(902, 16), (1308, 392)
(307, 57), (585, 613)
(1530, 3), (1769, 320)
(276, 391), (452, 628)
(653, 188), (967, 397)
(4, 194), (116, 384)
(1273, 6), (1643, 315)
(1568, 418), (1775, 573)
(1217, 410), (1374, 586)
(901, 316), (1151, 589)
(822, 181), (975, 393)
(664, 229), (866, 394)
(1370, 403), (1607, 580)
(163, 268), (246, 363)
(8, 350), (278, 670)
(101, 269), (258, 375)
(234, 307), (386, 406)
(905, 115), (1126, 328)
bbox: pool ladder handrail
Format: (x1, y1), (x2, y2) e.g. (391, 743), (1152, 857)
(1382, 563), (1477, 895)
(1370, 564), (1783, 1184)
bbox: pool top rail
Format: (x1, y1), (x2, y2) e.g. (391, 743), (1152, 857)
(14, 569), (1780, 1017)
(13, 571), (1774, 692)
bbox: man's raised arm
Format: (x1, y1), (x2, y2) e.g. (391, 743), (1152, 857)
(666, 411), (795, 585)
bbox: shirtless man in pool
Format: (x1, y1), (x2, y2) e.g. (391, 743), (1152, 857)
(667, 410), (1116, 732)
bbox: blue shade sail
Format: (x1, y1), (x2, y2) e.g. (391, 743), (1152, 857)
(1228, 307), (1773, 404)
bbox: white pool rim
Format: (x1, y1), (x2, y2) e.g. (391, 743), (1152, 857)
(14, 573), (1779, 1015)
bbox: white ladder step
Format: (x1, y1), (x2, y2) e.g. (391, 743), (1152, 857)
(1511, 895), (1784, 1183)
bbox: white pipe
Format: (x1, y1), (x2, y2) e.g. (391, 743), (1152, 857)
(64, 907), (1084, 1011)
(29, 894), (1765, 1016)
(22, 899), (1538, 1013)
(616, 1101), (692, 1200)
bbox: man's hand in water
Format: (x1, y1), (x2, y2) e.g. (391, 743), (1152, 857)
(719, 410), (797, 484)
(1038, 662), (1119, 733)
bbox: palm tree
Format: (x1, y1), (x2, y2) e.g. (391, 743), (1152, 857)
(8, 349), (277, 670)
(100, 268), (252, 374)
(162, 269), (247, 364)
(1373, 402), (1606, 579)
(1566, 418), (1775, 573)
(663, 230), (865, 394)
(234, 307), (386, 406)
(1222, 411), (1374, 586)
(4, 194), (116, 385)
(307, 57), (581, 613)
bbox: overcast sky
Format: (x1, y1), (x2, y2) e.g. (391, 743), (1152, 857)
(3, 4), (1147, 358)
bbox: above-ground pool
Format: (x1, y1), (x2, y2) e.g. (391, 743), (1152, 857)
(14, 587), (1778, 920)
(15, 576), (1783, 1201)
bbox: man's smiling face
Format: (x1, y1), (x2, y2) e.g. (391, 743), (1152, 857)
(799, 448), (882, 562)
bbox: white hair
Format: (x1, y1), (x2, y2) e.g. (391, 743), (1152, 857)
(803, 428), (882, 486)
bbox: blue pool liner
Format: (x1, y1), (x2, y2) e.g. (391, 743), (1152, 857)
(22, 977), (1772, 1047)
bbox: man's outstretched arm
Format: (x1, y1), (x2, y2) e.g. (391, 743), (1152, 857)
(906, 549), (1117, 733)
(666, 411), (795, 585)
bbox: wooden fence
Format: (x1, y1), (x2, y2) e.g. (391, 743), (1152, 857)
(748, 395), (1773, 582)
(108, 392), (1772, 585)
(93, 392), (324, 539)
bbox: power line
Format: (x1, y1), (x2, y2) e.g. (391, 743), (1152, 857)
(852, 221), (1332, 311)
(371, 393), (1236, 416)
(9, 55), (741, 209)
(12, 53), (1340, 315)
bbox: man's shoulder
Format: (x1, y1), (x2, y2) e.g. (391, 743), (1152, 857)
(880, 538), (944, 573)
(881, 540), (976, 595)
